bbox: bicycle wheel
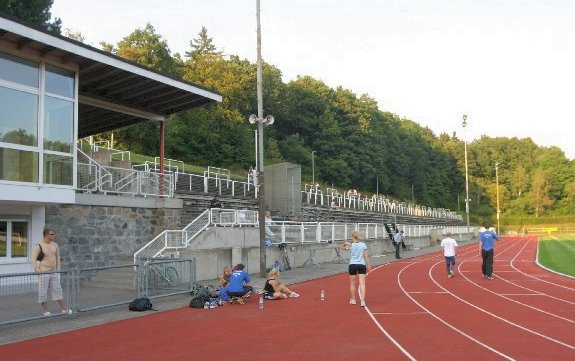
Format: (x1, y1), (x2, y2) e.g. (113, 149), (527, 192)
(164, 266), (179, 287)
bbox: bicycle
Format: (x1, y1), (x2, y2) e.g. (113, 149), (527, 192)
(146, 260), (179, 288)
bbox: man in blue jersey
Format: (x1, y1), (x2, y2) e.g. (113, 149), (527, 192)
(479, 224), (499, 280)
(225, 264), (253, 300)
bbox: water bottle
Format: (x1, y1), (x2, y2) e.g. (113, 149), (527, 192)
(259, 295), (264, 310)
(320, 289), (325, 301)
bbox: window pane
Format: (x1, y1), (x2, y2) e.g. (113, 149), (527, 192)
(44, 154), (73, 185)
(0, 148), (39, 182)
(11, 221), (28, 258)
(0, 221), (6, 257)
(0, 87), (38, 146)
(44, 96), (74, 153)
(46, 65), (75, 98)
(0, 51), (39, 88)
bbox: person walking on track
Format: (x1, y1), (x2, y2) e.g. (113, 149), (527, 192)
(440, 232), (458, 278)
(341, 231), (371, 307)
(479, 224), (499, 280)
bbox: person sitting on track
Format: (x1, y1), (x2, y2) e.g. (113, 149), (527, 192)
(225, 264), (253, 302)
(219, 266), (232, 287)
(263, 268), (300, 299)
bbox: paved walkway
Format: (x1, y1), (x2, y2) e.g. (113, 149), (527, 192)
(0, 241), (472, 346)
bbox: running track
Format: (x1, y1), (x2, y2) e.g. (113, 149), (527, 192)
(1, 236), (573, 360)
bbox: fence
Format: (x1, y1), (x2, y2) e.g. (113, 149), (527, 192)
(0, 258), (195, 325)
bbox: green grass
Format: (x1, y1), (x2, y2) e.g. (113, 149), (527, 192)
(538, 236), (575, 277)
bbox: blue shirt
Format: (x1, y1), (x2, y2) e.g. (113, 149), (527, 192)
(479, 230), (499, 251)
(349, 242), (367, 265)
(226, 269), (250, 292)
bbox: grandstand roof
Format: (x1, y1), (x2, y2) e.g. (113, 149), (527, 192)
(0, 13), (222, 137)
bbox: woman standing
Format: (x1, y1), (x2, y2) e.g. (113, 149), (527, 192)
(341, 231), (371, 307)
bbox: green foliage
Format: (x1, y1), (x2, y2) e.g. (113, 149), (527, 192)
(0, 0), (61, 34)
(86, 24), (575, 221)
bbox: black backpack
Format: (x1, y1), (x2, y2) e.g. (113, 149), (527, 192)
(129, 297), (154, 311)
(189, 294), (210, 308)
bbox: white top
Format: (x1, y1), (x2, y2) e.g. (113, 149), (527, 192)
(440, 237), (458, 257)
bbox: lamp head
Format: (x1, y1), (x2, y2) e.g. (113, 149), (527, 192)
(462, 114), (467, 127)
(249, 114), (258, 124)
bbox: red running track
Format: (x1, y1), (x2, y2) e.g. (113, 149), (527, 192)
(0, 236), (573, 361)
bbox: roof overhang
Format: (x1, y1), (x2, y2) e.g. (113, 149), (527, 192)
(0, 13), (222, 137)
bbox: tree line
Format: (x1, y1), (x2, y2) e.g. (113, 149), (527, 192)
(3, 5), (574, 225)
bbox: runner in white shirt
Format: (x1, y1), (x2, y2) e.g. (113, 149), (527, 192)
(440, 232), (458, 278)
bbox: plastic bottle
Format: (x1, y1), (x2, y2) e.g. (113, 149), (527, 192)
(320, 289), (325, 301)
(259, 295), (264, 310)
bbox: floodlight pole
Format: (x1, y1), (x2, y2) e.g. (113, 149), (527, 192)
(462, 114), (470, 241)
(496, 162), (500, 234)
(256, 0), (266, 277)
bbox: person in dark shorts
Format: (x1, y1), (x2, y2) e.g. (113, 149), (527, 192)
(263, 268), (299, 299)
(341, 231), (371, 307)
(225, 264), (253, 300)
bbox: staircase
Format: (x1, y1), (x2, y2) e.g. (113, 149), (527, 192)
(383, 223), (398, 242)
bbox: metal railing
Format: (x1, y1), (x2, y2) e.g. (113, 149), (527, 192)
(0, 259), (195, 325)
(77, 162), (174, 198)
(302, 190), (462, 221)
(134, 208), (259, 263)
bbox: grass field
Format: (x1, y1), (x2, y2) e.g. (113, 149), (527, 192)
(538, 236), (575, 277)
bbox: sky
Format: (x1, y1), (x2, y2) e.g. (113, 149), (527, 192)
(51, 0), (575, 159)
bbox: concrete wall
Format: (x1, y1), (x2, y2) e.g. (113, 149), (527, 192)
(181, 225), (435, 281)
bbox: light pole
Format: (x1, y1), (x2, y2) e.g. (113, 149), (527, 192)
(495, 162), (500, 234)
(250, 0), (275, 277)
(311, 150), (316, 185)
(462, 114), (470, 240)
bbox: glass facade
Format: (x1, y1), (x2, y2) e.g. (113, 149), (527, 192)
(0, 148), (39, 182)
(0, 220), (29, 259)
(0, 86), (38, 146)
(0, 51), (75, 186)
(44, 154), (73, 186)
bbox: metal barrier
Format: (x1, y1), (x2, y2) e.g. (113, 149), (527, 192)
(0, 259), (195, 325)
(0, 270), (71, 325)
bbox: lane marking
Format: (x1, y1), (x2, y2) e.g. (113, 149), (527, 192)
(365, 250), (516, 361)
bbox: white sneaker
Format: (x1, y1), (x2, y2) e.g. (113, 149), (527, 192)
(43, 312), (51, 316)
(289, 292), (300, 298)
(349, 299), (356, 305)
(61, 309), (72, 314)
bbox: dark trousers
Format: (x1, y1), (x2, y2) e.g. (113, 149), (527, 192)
(482, 249), (494, 277)
(395, 242), (401, 259)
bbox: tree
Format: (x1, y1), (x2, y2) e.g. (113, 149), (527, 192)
(115, 23), (181, 76)
(529, 170), (553, 217)
(185, 26), (221, 60)
(0, 0), (61, 34)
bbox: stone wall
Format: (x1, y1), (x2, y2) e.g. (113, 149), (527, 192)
(45, 203), (180, 269)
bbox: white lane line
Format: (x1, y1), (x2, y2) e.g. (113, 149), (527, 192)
(498, 241), (575, 306)
(452, 242), (575, 348)
(403, 254), (517, 360)
(371, 312), (429, 315)
(363, 255), (444, 361)
(512, 237), (575, 289)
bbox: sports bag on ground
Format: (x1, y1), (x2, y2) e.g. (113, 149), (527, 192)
(189, 294), (210, 308)
(129, 297), (153, 311)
